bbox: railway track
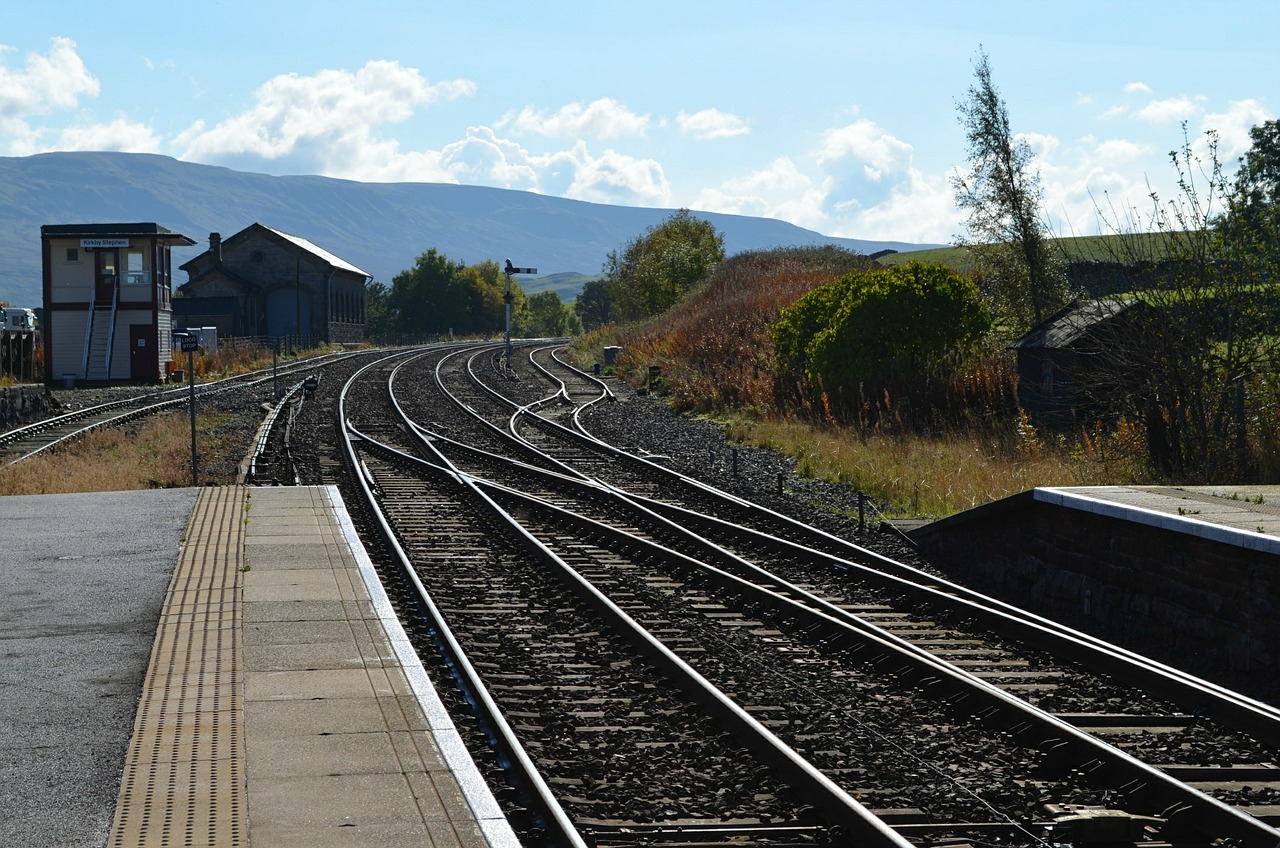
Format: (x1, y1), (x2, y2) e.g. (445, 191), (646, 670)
(0, 349), (362, 465)
(259, 342), (1280, 846)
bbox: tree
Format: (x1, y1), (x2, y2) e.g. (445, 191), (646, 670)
(952, 47), (1069, 334)
(573, 277), (612, 331)
(518, 290), (581, 337)
(454, 259), (513, 335)
(1221, 118), (1280, 263)
(603, 209), (725, 322)
(387, 248), (456, 337)
(364, 280), (392, 339)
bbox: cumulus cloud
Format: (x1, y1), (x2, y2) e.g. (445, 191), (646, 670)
(693, 157), (827, 230)
(553, 142), (670, 206)
(502, 97), (648, 139)
(1135, 95), (1201, 123)
(0, 36), (98, 117)
(0, 36), (102, 155)
(691, 117), (959, 244)
(818, 117), (913, 181)
(57, 118), (164, 154)
(1123, 81), (1152, 95)
(1199, 98), (1272, 162)
(174, 60), (475, 172)
(677, 108), (749, 140)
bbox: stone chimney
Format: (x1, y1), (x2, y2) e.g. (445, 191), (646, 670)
(209, 232), (222, 264)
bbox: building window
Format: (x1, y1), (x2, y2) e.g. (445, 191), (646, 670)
(125, 250), (147, 284)
(66, 248), (79, 262)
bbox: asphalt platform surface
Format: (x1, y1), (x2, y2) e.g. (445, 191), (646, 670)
(0, 488), (196, 848)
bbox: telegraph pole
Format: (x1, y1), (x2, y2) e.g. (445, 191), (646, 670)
(503, 259), (537, 369)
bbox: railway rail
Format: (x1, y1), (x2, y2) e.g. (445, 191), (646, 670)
(256, 342), (1280, 846)
(0, 349), (360, 465)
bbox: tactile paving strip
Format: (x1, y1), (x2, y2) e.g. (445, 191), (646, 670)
(109, 486), (246, 847)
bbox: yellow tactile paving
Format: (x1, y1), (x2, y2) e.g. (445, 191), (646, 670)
(109, 485), (511, 848)
(109, 486), (246, 848)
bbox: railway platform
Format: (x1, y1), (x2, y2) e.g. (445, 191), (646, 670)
(1, 485), (515, 848)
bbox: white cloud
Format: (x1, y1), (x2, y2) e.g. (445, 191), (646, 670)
(555, 142), (670, 206)
(1017, 132), (1060, 159)
(818, 118), (913, 181)
(502, 98), (648, 140)
(677, 108), (749, 140)
(1094, 138), (1149, 164)
(1123, 81), (1152, 95)
(1134, 95), (1201, 123)
(0, 37), (98, 117)
(175, 60), (475, 169)
(0, 36), (102, 155)
(694, 157), (828, 230)
(1199, 98), (1272, 162)
(57, 118), (163, 153)
(833, 169), (957, 243)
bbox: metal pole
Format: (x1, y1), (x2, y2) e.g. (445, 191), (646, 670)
(503, 269), (513, 369)
(188, 347), (197, 487)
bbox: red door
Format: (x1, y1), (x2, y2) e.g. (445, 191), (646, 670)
(130, 323), (157, 384)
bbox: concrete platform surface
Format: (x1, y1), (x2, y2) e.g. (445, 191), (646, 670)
(0, 489), (196, 848)
(1, 485), (517, 848)
(1041, 485), (1280, 555)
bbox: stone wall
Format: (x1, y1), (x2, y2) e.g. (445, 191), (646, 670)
(912, 495), (1279, 705)
(0, 384), (56, 429)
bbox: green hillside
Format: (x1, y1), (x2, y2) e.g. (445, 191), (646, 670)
(876, 233), (1179, 274)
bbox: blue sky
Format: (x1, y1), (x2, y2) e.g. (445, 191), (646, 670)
(3, 0), (1277, 245)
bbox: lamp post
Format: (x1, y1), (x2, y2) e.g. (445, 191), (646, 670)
(503, 258), (536, 369)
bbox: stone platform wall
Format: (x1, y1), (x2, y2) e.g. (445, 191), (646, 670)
(911, 495), (1278, 705)
(0, 384), (56, 429)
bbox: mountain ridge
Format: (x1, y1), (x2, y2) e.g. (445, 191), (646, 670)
(0, 151), (942, 307)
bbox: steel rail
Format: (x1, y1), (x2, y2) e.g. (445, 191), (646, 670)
(1, 349), (361, 464)
(358, 414), (915, 847)
(339, 351), (587, 848)
(438, 344), (1280, 751)
(523, 348), (1280, 748)
(405, 341), (1280, 842)
(469, 476), (1280, 844)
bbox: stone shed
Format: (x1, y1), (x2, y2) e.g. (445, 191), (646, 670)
(176, 224), (370, 345)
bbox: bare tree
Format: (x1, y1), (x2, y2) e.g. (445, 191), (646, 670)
(952, 47), (1070, 335)
(1081, 128), (1280, 479)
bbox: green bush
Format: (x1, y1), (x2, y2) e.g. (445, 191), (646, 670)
(773, 261), (993, 427)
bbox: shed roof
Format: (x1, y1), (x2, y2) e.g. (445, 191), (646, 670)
(1008, 298), (1140, 350)
(258, 224), (369, 279)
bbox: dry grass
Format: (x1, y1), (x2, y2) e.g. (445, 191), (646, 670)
(570, 246), (1159, 518)
(0, 411), (244, 495)
(723, 414), (1146, 518)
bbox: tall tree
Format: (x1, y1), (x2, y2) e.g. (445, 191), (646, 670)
(603, 209), (725, 322)
(574, 277), (612, 330)
(519, 290), (581, 337)
(952, 47), (1069, 334)
(1222, 118), (1280, 262)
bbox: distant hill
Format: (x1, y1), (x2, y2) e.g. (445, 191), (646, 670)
(0, 152), (943, 307)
